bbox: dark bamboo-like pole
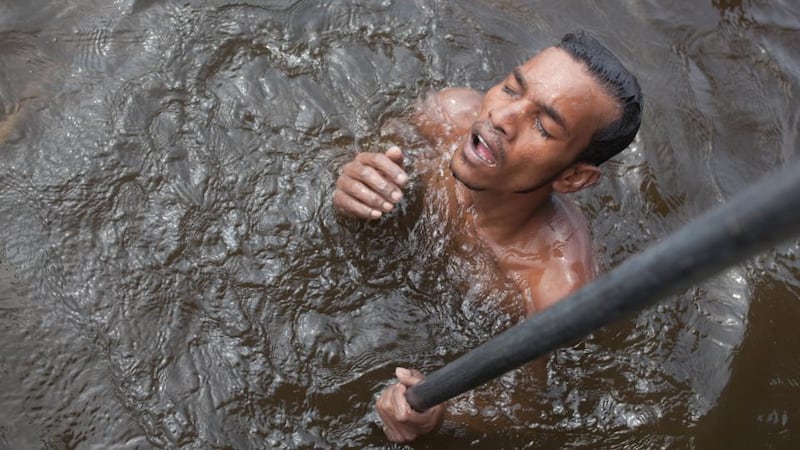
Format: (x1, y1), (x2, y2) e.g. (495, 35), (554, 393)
(406, 158), (800, 412)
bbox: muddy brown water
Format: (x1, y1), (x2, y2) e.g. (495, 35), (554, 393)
(1, 0), (799, 448)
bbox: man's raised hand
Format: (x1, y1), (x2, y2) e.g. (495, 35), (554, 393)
(333, 146), (408, 220)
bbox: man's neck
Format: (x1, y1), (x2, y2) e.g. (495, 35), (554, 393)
(455, 181), (556, 245)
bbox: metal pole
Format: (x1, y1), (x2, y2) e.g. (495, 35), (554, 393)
(406, 158), (800, 412)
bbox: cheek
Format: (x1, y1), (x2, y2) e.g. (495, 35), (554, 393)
(509, 139), (572, 174)
(507, 147), (547, 176)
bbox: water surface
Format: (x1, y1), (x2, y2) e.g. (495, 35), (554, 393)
(1, 0), (799, 448)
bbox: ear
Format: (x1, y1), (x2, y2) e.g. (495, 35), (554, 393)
(552, 162), (601, 193)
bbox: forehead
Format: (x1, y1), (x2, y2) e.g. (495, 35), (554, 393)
(516, 48), (598, 98)
(513, 48), (618, 129)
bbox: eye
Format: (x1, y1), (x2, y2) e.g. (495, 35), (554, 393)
(502, 85), (518, 96)
(535, 117), (551, 139)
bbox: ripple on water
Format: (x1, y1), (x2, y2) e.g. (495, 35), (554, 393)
(1, 0), (799, 448)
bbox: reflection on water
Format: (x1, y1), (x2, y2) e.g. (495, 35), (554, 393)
(0, 0), (798, 448)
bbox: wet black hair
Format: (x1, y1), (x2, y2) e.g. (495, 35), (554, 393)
(557, 31), (643, 165)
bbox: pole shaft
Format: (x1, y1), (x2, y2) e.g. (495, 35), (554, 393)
(406, 159), (800, 411)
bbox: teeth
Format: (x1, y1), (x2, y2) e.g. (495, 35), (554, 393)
(476, 134), (489, 150)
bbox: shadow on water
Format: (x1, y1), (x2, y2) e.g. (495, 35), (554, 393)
(0, 0), (799, 448)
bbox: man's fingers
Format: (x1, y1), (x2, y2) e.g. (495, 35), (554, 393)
(385, 145), (406, 168)
(340, 176), (395, 212)
(332, 148), (409, 221)
(377, 385), (410, 427)
(333, 189), (382, 220)
(344, 162), (404, 204)
(375, 378), (444, 443)
(357, 151), (408, 187)
(395, 367), (424, 386)
(390, 383), (412, 421)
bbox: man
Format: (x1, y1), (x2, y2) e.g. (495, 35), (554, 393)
(333, 31), (642, 442)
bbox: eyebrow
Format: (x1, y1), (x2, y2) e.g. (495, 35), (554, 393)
(512, 67), (528, 91)
(512, 67), (568, 131)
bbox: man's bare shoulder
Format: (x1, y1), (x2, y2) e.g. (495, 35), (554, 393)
(411, 87), (482, 144)
(510, 196), (598, 315)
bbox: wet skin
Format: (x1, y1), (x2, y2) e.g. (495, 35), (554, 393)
(333, 47), (620, 443)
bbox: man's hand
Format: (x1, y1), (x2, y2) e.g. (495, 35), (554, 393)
(376, 367), (445, 443)
(333, 146), (408, 220)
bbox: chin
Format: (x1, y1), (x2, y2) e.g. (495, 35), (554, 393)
(450, 158), (486, 192)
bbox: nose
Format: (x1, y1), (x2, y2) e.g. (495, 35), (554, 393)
(488, 100), (525, 140)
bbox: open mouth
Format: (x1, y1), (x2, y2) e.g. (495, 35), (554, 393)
(471, 132), (497, 166)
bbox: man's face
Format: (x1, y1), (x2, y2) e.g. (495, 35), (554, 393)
(451, 47), (619, 193)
